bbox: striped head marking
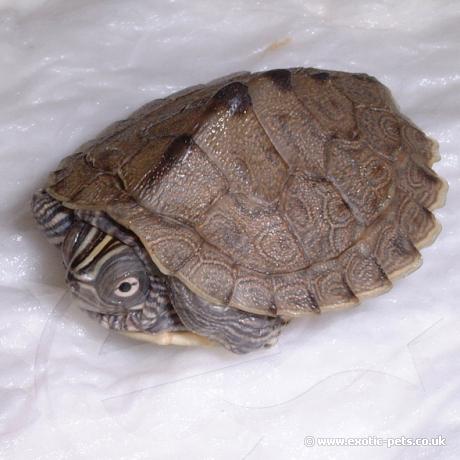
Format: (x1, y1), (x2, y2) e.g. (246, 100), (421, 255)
(62, 221), (150, 314)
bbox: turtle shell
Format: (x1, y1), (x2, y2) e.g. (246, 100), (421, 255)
(45, 67), (447, 317)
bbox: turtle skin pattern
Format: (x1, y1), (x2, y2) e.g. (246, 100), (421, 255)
(45, 68), (447, 317)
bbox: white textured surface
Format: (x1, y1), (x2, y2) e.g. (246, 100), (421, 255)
(0, 1), (459, 459)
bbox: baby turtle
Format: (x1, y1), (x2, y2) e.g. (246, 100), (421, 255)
(32, 68), (447, 353)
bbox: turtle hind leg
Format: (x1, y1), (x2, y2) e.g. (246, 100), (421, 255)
(169, 278), (286, 354)
(31, 190), (74, 245)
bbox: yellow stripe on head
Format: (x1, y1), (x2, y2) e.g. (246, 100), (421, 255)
(74, 234), (115, 273)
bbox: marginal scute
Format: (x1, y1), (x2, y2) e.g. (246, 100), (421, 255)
(356, 108), (401, 159)
(339, 242), (392, 298)
(363, 204), (421, 280)
(396, 151), (445, 210)
(305, 260), (359, 310)
(395, 188), (438, 248)
(273, 271), (320, 315)
(400, 121), (439, 166)
(178, 242), (236, 305)
(230, 267), (274, 315)
(44, 67), (446, 318)
(273, 260), (359, 316)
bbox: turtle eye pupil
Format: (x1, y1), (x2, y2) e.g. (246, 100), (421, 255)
(119, 282), (132, 293)
(114, 276), (141, 298)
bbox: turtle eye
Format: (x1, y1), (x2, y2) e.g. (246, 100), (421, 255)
(115, 277), (140, 298)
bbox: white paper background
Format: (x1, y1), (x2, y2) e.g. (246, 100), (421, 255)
(0, 1), (459, 459)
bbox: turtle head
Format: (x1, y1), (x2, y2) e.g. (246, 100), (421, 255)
(31, 190), (182, 332)
(31, 190), (150, 313)
(61, 220), (150, 314)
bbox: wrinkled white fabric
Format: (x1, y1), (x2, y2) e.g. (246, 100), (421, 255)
(0, 1), (459, 459)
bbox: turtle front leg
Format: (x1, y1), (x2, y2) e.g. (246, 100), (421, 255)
(168, 277), (287, 354)
(31, 190), (74, 246)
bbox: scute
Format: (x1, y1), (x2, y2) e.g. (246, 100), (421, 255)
(248, 71), (327, 176)
(280, 174), (364, 265)
(291, 69), (357, 139)
(325, 139), (394, 225)
(46, 67), (447, 317)
(197, 192), (308, 273)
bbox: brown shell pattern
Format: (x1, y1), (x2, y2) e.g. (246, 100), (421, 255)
(46, 68), (447, 317)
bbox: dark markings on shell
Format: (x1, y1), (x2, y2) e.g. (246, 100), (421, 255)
(352, 73), (376, 83)
(264, 68), (292, 90)
(311, 72), (331, 81)
(211, 81), (252, 115)
(151, 134), (193, 181)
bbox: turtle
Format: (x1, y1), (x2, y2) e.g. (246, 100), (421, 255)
(31, 67), (447, 354)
